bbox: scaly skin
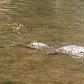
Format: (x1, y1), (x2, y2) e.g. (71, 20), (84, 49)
(11, 42), (84, 58)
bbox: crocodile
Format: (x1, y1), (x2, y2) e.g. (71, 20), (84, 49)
(10, 41), (84, 58)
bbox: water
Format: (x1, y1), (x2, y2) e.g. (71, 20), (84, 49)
(0, 0), (84, 84)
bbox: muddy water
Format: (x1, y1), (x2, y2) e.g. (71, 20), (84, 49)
(0, 0), (84, 84)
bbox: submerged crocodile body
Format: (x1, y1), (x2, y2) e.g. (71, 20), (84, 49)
(55, 45), (84, 58)
(11, 42), (84, 58)
(29, 42), (84, 58)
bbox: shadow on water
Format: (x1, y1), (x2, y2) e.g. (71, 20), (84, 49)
(0, 0), (84, 84)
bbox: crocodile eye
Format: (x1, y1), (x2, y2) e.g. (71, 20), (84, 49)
(31, 44), (33, 46)
(80, 52), (84, 55)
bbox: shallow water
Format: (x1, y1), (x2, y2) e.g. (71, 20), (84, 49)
(0, 0), (84, 84)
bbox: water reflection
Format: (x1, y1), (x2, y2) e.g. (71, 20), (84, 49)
(11, 23), (29, 35)
(0, 0), (84, 53)
(0, 0), (84, 84)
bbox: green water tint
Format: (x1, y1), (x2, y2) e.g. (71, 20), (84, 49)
(0, 0), (84, 84)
